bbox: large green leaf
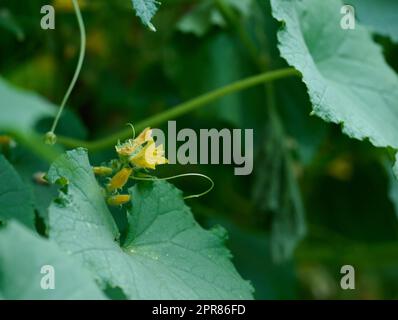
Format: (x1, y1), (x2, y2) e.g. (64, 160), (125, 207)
(47, 148), (253, 299)
(0, 155), (34, 228)
(11, 150), (59, 226)
(349, 0), (398, 43)
(0, 221), (106, 299)
(271, 0), (398, 151)
(0, 77), (55, 134)
(0, 78), (59, 162)
(131, 0), (160, 31)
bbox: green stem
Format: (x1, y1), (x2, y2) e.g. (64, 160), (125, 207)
(48, 0), (86, 138)
(57, 68), (299, 151)
(12, 131), (61, 163)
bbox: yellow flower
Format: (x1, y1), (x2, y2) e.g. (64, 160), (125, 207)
(107, 168), (133, 192)
(107, 194), (131, 206)
(93, 166), (113, 176)
(115, 127), (153, 157)
(129, 140), (168, 170)
(134, 127), (153, 146)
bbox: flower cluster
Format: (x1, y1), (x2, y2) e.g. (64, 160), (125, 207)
(93, 127), (167, 206)
(115, 127), (168, 169)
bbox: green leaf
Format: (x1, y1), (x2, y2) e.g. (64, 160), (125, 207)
(0, 77), (55, 135)
(0, 155), (34, 228)
(11, 150), (59, 226)
(47, 148), (253, 299)
(131, 0), (160, 31)
(0, 78), (60, 162)
(0, 221), (106, 299)
(349, 0), (398, 43)
(271, 0), (398, 150)
(124, 181), (253, 299)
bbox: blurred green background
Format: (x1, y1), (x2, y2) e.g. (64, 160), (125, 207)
(1, 0), (398, 299)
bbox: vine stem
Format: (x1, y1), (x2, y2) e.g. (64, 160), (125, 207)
(57, 67), (300, 151)
(47, 0), (86, 142)
(131, 173), (215, 200)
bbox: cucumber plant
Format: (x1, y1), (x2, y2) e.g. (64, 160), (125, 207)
(0, 0), (398, 299)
